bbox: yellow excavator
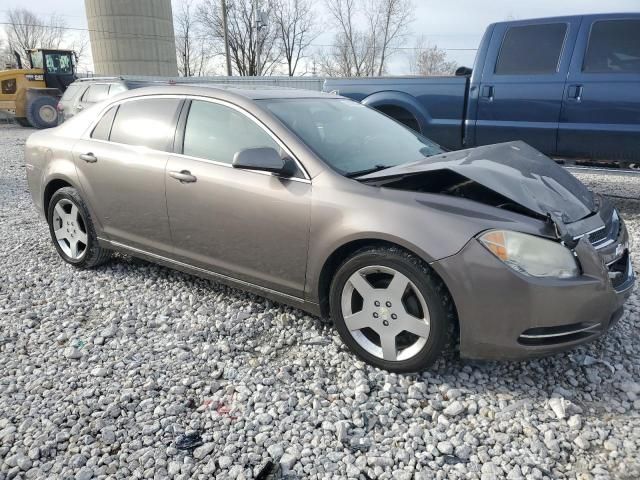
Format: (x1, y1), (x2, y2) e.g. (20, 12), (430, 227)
(0, 48), (77, 128)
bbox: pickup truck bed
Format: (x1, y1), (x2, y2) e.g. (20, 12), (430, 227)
(326, 76), (468, 150)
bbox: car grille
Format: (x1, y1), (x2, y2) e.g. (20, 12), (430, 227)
(587, 210), (620, 249)
(608, 251), (632, 291)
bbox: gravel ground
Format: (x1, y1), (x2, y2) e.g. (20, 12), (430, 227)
(0, 123), (639, 480)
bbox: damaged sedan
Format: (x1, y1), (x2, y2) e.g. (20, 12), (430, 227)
(25, 86), (635, 372)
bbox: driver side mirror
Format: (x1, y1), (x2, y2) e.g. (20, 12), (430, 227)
(232, 147), (288, 175)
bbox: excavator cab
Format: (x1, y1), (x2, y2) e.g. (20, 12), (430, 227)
(0, 48), (77, 128)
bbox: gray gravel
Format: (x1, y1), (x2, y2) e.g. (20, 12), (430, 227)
(0, 123), (639, 479)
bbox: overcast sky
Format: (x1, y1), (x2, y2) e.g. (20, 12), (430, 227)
(1, 0), (639, 74)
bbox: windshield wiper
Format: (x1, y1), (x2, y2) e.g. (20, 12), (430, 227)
(345, 164), (392, 178)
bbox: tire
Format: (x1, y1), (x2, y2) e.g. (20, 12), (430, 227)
(47, 187), (111, 268)
(15, 117), (32, 127)
(26, 96), (59, 129)
(329, 246), (451, 372)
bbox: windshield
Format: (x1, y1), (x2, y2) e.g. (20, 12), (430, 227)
(29, 50), (43, 69)
(259, 98), (444, 176)
(44, 52), (74, 74)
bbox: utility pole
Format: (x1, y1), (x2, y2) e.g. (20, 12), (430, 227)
(221, 0), (232, 76)
(254, 0), (261, 76)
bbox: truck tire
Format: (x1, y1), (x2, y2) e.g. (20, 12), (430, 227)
(26, 96), (59, 129)
(15, 118), (32, 127)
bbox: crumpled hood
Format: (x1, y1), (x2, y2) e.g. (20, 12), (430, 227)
(359, 141), (597, 224)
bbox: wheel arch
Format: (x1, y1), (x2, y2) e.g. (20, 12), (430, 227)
(316, 238), (459, 336)
(43, 177), (74, 221)
(361, 91), (432, 134)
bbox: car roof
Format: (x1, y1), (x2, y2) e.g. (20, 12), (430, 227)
(113, 83), (340, 101)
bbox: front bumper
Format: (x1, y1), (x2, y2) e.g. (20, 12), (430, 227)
(432, 224), (635, 361)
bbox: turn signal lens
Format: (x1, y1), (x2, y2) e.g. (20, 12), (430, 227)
(479, 230), (580, 279)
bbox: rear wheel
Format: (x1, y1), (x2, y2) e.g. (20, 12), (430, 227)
(26, 96), (59, 129)
(330, 247), (451, 372)
(47, 187), (111, 268)
(15, 117), (32, 127)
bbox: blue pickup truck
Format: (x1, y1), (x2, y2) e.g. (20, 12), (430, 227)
(324, 13), (640, 163)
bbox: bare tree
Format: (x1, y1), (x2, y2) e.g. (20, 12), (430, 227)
(272, 0), (317, 76)
(365, 0), (412, 75)
(410, 37), (457, 76)
(4, 8), (68, 68)
(322, 0), (412, 77)
(198, 0), (280, 76)
(174, 0), (211, 76)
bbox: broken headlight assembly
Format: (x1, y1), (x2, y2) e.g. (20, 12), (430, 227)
(479, 230), (580, 279)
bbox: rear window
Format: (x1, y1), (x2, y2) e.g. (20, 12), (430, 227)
(495, 23), (568, 75)
(82, 84), (110, 103)
(61, 84), (83, 101)
(109, 98), (181, 151)
(583, 20), (640, 74)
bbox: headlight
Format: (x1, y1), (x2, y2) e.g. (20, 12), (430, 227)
(479, 230), (579, 278)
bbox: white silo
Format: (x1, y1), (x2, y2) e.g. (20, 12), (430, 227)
(85, 0), (178, 76)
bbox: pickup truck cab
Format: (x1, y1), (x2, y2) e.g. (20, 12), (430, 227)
(324, 13), (640, 163)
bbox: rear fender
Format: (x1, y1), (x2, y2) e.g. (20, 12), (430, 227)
(361, 91), (432, 134)
(18, 88), (62, 117)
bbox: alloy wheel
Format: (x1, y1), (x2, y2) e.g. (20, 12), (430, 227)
(340, 265), (431, 362)
(51, 198), (88, 260)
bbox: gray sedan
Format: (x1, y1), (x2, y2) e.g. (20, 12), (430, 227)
(25, 85), (635, 372)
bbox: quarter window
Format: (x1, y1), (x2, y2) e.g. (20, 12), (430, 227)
(91, 106), (118, 141)
(583, 20), (640, 74)
(495, 23), (568, 75)
(182, 100), (280, 165)
(110, 98), (181, 151)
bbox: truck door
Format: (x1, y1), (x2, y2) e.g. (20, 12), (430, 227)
(558, 15), (640, 162)
(475, 18), (580, 155)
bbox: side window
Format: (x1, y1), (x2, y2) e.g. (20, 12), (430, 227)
(61, 84), (82, 101)
(583, 20), (640, 74)
(182, 100), (281, 165)
(495, 23), (568, 75)
(82, 84), (110, 103)
(110, 97), (181, 151)
(91, 106), (118, 141)
(108, 83), (127, 96)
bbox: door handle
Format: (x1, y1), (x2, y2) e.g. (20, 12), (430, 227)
(481, 85), (494, 101)
(79, 153), (97, 163)
(169, 170), (197, 183)
(568, 85), (583, 101)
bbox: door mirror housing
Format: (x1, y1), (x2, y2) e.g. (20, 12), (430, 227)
(232, 147), (286, 175)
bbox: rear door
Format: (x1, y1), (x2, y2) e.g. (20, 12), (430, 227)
(165, 99), (311, 298)
(475, 18), (580, 154)
(558, 15), (640, 161)
(73, 96), (183, 255)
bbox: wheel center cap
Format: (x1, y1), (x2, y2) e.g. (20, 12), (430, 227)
(379, 307), (390, 320)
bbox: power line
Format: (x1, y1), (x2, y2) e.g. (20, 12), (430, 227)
(0, 21), (478, 51)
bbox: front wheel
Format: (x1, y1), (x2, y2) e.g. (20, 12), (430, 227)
(47, 187), (111, 268)
(330, 247), (451, 372)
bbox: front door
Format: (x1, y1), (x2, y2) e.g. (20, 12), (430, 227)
(558, 16), (640, 162)
(165, 99), (311, 298)
(475, 19), (580, 155)
(73, 96), (183, 254)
